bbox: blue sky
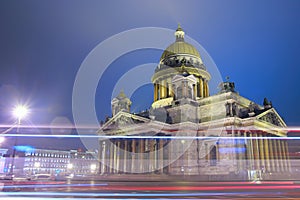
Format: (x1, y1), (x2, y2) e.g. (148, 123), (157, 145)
(0, 0), (299, 137)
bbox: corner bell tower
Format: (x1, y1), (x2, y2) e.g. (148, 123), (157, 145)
(151, 25), (211, 108)
(111, 90), (132, 116)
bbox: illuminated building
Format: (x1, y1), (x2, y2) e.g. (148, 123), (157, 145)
(23, 149), (70, 175)
(98, 25), (291, 180)
(21, 149), (98, 176)
(69, 149), (98, 175)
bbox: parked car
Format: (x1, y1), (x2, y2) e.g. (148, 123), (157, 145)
(13, 175), (31, 181)
(31, 174), (54, 181)
(0, 174), (13, 180)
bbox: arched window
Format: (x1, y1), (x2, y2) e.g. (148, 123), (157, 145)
(210, 145), (217, 166)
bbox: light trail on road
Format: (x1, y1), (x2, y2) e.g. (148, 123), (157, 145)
(2, 181), (300, 199)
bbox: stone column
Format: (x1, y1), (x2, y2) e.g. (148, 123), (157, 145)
(284, 141), (290, 172)
(273, 138), (279, 172)
(205, 143), (209, 162)
(168, 139), (172, 174)
(199, 78), (204, 98)
(203, 80), (206, 97)
(236, 131), (244, 171)
(192, 84), (196, 99)
(263, 136), (270, 172)
(281, 140), (287, 172)
(268, 136), (275, 172)
(196, 82), (200, 98)
(139, 139), (145, 172)
(161, 80), (165, 98)
(97, 141), (102, 174)
(157, 81), (160, 99)
(159, 82), (162, 100)
(154, 83), (157, 101)
(258, 133), (265, 171)
(206, 80), (209, 97)
(116, 140), (120, 174)
(244, 132), (253, 170)
(205, 80), (208, 97)
(113, 140), (117, 174)
(164, 80), (168, 98)
(158, 138), (164, 174)
(252, 133), (260, 170)
(160, 80), (164, 98)
(123, 139), (128, 173)
(144, 139), (149, 173)
(131, 139), (136, 173)
(277, 139), (283, 172)
(215, 141), (219, 162)
(149, 139), (155, 173)
(109, 140), (114, 174)
(284, 140), (291, 172)
(104, 141), (108, 174)
(249, 133), (256, 170)
(168, 78), (173, 97)
(102, 142), (107, 174)
(241, 131), (247, 171)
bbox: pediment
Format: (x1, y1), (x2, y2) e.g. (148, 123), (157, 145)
(101, 111), (150, 131)
(256, 108), (286, 127)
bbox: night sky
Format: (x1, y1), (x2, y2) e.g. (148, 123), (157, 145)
(0, 1), (300, 150)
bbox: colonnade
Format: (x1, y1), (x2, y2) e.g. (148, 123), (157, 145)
(242, 131), (291, 173)
(204, 130), (291, 174)
(153, 76), (209, 101)
(98, 138), (168, 174)
(98, 131), (291, 176)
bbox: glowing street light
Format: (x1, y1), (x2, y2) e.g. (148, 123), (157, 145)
(10, 104), (30, 177)
(12, 105), (29, 124)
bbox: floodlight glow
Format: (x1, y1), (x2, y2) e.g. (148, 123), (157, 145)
(12, 105), (29, 121)
(67, 163), (73, 169)
(34, 162), (40, 168)
(90, 164), (97, 171)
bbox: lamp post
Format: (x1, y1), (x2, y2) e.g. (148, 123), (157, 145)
(10, 105), (29, 177)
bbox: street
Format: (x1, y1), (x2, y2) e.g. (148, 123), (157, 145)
(1, 179), (300, 199)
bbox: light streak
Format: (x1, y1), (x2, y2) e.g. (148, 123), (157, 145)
(1, 134), (300, 140)
(1, 124), (300, 132)
(3, 183), (107, 189)
(1, 182), (298, 198)
(0, 191), (276, 197)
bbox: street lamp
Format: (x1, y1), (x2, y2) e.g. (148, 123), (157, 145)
(13, 105), (29, 125)
(10, 104), (29, 177)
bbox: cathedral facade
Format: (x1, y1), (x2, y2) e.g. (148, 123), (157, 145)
(97, 26), (290, 180)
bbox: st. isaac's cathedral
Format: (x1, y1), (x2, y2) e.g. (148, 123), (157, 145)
(97, 25), (290, 181)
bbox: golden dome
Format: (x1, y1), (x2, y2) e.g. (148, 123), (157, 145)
(160, 25), (201, 61)
(160, 42), (201, 60)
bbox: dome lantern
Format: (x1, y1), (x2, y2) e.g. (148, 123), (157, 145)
(175, 23), (185, 42)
